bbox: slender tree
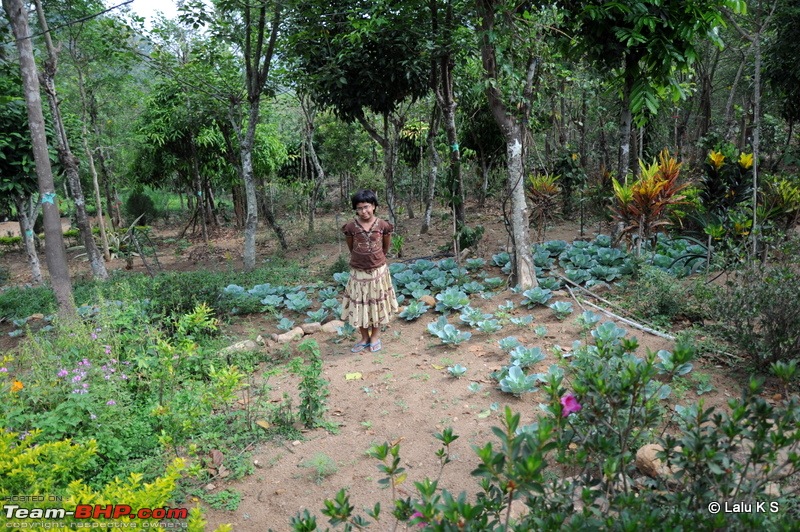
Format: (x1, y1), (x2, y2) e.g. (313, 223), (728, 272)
(181, 0), (283, 269)
(3, 0), (76, 315)
(32, 0), (108, 279)
(0, 65), (42, 283)
(475, 0), (547, 289)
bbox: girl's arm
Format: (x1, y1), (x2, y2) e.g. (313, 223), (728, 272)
(346, 235), (354, 252)
(382, 233), (391, 255)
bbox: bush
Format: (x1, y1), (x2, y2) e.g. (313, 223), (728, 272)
(713, 264), (800, 364)
(0, 285), (57, 319)
(125, 190), (158, 225)
(624, 264), (708, 324)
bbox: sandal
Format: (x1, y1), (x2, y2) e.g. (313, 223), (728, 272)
(351, 342), (370, 353)
(369, 339), (382, 352)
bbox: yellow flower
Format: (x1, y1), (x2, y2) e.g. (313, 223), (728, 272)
(10, 380), (23, 393)
(738, 152), (754, 169)
(708, 150), (725, 169)
(571, 153), (579, 161)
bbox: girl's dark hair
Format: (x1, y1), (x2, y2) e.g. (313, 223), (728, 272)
(351, 189), (379, 209)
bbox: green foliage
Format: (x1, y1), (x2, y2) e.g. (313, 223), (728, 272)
(0, 431), (230, 530)
(456, 224), (484, 251)
(300, 453), (339, 484)
(497, 364), (540, 396)
(548, 300), (574, 320)
(0, 285), (57, 319)
(426, 316), (472, 345)
(398, 299), (429, 321)
(202, 489), (242, 511)
(713, 264), (800, 364)
(521, 287), (553, 307)
(125, 190), (158, 225)
(446, 364), (467, 378)
(291, 339), (330, 429)
(434, 286), (470, 313)
(623, 264), (695, 323)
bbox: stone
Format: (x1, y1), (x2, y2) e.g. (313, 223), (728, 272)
(255, 335), (265, 345)
(220, 339), (258, 354)
(420, 295), (436, 307)
(204, 483), (216, 492)
(635, 444), (681, 481)
(274, 327), (305, 343)
(321, 320), (345, 333)
(300, 322), (322, 335)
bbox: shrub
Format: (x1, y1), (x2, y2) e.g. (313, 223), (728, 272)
(125, 190), (158, 225)
(0, 285), (57, 319)
(713, 264), (800, 364)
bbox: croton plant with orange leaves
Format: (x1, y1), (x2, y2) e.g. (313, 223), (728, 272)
(611, 149), (690, 253)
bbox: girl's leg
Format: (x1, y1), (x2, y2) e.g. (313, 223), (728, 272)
(359, 327), (371, 344)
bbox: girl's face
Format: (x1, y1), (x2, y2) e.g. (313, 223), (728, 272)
(355, 202), (375, 220)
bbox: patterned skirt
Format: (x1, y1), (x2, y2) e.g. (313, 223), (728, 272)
(341, 265), (399, 329)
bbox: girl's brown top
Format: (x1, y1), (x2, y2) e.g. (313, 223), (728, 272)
(342, 218), (393, 271)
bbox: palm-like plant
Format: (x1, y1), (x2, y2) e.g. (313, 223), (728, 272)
(611, 149), (690, 254)
(527, 173), (561, 242)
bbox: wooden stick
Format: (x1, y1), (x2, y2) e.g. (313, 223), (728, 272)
(553, 272), (663, 331)
(582, 300), (675, 341)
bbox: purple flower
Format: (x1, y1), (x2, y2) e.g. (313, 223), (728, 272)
(90, 413), (97, 420)
(72, 374), (83, 383)
(71, 388), (87, 394)
(560, 393), (582, 417)
(0, 367), (8, 373)
(91, 333), (97, 340)
(57, 369), (68, 378)
(106, 400), (116, 406)
(104, 346), (112, 355)
(120, 374), (128, 380)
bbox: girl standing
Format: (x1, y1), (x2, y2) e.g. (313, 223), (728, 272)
(341, 190), (398, 352)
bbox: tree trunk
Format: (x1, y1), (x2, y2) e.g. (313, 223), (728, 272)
(617, 74), (634, 180)
(15, 194), (43, 284)
(3, 0), (75, 316)
(33, 0), (107, 280)
(434, 29), (464, 227)
(191, 139), (209, 245)
(421, 107), (441, 235)
(356, 113), (404, 230)
(505, 126), (537, 289)
(751, 26), (762, 258)
(301, 96), (327, 233)
(477, 0), (537, 289)
(240, 107), (259, 270)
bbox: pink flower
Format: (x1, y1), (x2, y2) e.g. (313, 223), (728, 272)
(409, 512), (426, 528)
(560, 393), (582, 417)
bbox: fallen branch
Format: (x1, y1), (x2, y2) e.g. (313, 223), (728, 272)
(554, 272), (664, 331)
(581, 300), (675, 341)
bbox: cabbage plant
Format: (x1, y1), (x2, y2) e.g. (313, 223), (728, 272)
(510, 346), (546, 368)
(285, 291), (312, 312)
(427, 316), (472, 345)
(399, 299), (430, 321)
(549, 301), (574, 320)
(521, 287), (552, 308)
(435, 287), (470, 313)
(447, 364), (467, 378)
(498, 365), (539, 396)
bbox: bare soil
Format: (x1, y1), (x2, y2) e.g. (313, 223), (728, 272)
(0, 205), (762, 531)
